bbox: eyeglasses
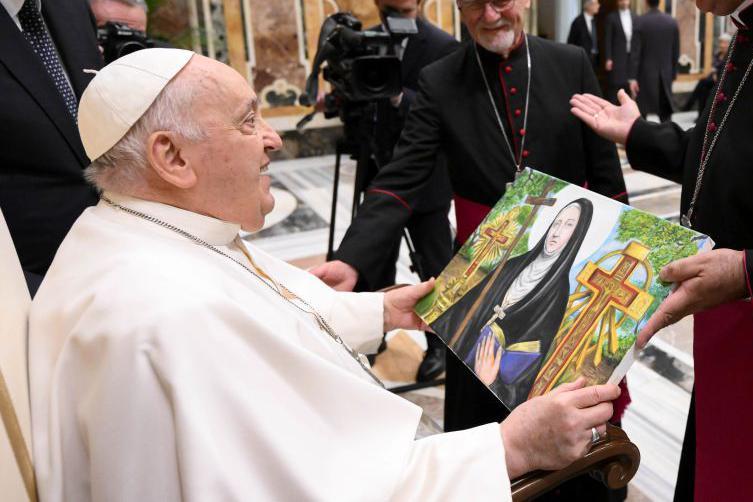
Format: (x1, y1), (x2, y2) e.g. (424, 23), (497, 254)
(457, 0), (515, 14)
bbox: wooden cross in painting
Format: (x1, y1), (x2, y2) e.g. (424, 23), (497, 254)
(529, 242), (654, 398)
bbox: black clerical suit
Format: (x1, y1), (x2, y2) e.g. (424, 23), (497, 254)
(625, 9), (753, 500)
(0, 0), (101, 293)
(604, 9), (636, 102)
(629, 8), (679, 122)
(567, 14), (598, 68)
(347, 17), (459, 291)
(337, 35), (628, 499)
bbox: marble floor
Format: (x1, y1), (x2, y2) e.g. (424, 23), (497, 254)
(249, 111), (700, 501)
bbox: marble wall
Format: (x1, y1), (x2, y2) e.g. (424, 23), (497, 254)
(674, 0), (703, 73)
(149, 0), (711, 123)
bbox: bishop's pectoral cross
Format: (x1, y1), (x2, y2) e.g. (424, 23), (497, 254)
(529, 242), (654, 398)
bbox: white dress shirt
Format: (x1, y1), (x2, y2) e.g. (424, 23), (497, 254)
(619, 9), (633, 53)
(0, 0), (38, 30)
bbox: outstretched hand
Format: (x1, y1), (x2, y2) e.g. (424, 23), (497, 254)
(637, 249), (748, 348)
(383, 279), (436, 332)
(570, 89), (641, 145)
(500, 378), (620, 479)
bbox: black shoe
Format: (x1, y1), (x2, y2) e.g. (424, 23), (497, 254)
(416, 346), (446, 382)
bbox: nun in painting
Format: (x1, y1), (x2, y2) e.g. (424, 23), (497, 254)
(433, 198), (593, 410)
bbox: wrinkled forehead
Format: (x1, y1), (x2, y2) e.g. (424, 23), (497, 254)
(185, 57), (257, 123)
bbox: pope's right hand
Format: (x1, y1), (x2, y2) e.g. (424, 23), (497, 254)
(570, 89), (641, 145)
(310, 260), (359, 291)
(499, 378), (620, 479)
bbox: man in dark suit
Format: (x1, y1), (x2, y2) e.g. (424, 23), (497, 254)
(0, 0), (102, 294)
(567, 0), (600, 69)
(604, 0), (635, 103)
(628, 0), (679, 122)
(313, 0), (628, 498)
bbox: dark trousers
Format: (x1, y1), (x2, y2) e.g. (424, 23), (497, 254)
(658, 85), (674, 122)
(674, 390), (696, 501)
(609, 83), (630, 105)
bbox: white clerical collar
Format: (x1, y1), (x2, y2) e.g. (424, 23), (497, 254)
(101, 192), (242, 246)
(0, 0), (40, 19)
(732, 0), (753, 28)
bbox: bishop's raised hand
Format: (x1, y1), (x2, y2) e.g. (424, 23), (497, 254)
(570, 89), (641, 146)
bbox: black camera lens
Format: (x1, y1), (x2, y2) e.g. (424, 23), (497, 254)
(116, 40), (149, 59)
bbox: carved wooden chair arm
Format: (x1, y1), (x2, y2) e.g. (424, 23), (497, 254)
(511, 424), (640, 501)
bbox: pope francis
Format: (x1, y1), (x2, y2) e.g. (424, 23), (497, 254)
(28, 49), (620, 502)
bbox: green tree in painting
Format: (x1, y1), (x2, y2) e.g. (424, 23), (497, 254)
(617, 210), (700, 273)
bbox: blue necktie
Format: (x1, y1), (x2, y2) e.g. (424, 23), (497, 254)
(17, 0), (78, 120)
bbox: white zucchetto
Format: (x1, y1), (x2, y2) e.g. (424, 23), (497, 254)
(78, 48), (194, 161)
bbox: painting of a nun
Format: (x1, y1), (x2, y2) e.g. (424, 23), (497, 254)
(433, 198), (593, 408)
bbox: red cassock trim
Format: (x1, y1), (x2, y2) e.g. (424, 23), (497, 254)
(367, 188), (412, 213)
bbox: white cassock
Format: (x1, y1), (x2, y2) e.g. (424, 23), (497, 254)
(29, 193), (511, 502)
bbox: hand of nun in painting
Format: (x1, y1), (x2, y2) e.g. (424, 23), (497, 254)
(474, 334), (502, 386)
(570, 90), (641, 145)
(637, 249), (748, 348)
(310, 260), (359, 291)
(382, 279), (436, 332)
(500, 378), (620, 479)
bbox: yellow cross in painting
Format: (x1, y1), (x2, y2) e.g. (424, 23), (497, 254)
(529, 242), (654, 397)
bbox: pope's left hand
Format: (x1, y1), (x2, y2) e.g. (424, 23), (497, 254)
(637, 249), (748, 348)
(383, 279), (435, 332)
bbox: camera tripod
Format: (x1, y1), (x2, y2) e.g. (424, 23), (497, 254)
(325, 102), (425, 282)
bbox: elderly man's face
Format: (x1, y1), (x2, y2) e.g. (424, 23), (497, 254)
(695, 0), (744, 15)
(91, 0), (147, 31)
(178, 57), (282, 231)
(460, 0), (531, 55)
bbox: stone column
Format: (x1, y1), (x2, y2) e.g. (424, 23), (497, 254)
(555, 0), (581, 43)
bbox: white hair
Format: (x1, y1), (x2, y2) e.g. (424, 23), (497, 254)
(84, 73), (207, 193)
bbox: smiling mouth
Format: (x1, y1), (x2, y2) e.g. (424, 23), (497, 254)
(260, 162), (270, 175)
